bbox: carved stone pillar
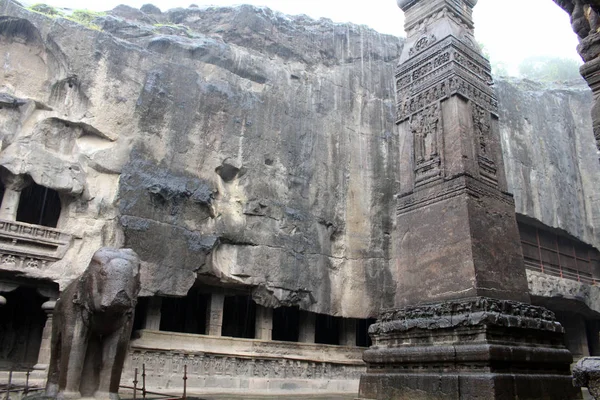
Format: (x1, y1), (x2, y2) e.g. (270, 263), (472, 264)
(34, 300), (56, 370)
(206, 293), (224, 337)
(255, 306), (273, 340)
(143, 297), (162, 330)
(339, 318), (357, 347)
(357, 1), (581, 399)
(298, 311), (316, 343)
(0, 172), (30, 221)
(554, 0), (600, 154)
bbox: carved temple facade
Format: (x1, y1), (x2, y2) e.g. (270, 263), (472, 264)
(1, 0), (600, 396)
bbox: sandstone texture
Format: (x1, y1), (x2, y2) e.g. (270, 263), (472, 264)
(496, 78), (600, 249)
(1, 0), (599, 318)
(528, 269), (600, 315)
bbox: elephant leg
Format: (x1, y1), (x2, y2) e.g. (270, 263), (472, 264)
(45, 320), (61, 397)
(60, 315), (90, 399)
(96, 318), (133, 400)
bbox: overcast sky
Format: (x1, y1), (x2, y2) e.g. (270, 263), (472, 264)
(28, 0), (581, 73)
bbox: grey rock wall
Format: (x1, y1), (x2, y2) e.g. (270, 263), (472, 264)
(496, 78), (600, 249)
(0, 0), (599, 318)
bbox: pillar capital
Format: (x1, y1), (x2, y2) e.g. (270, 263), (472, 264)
(0, 169), (30, 191)
(42, 300), (56, 312)
(398, 0), (477, 12)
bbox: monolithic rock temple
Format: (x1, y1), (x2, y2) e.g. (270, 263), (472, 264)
(3, 0), (600, 397)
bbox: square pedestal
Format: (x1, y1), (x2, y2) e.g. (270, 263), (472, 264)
(357, 297), (582, 400)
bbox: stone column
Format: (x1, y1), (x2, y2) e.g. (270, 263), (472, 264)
(357, 1), (579, 399)
(0, 173), (29, 221)
(143, 297), (162, 330)
(255, 306), (273, 340)
(298, 311), (316, 343)
(339, 318), (357, 347)
(34, 300), (56, 370)
(554, 1), (600, 155)
(206, 293), (225, 337)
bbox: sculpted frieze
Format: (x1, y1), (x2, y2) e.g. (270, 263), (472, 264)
(397, 36), (487, 79)
(372, 297), (563, 335)
(397, 74), (498, 122)
(127, 349), (364, 382)
(397, 175), (514, 215)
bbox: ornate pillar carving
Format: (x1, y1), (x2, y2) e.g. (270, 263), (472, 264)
(554, 0), (600, 154)
(34, 299), (56, 370)
(357, 1), (581, 398)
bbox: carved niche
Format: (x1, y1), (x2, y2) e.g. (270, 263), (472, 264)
(411, 103), (442, 187)
(472, 103), (498, 187)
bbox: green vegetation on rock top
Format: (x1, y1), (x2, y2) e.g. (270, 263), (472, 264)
(26, 3), (105, 31)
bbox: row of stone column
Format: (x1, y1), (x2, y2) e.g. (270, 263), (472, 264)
(143, 294), (358, 346)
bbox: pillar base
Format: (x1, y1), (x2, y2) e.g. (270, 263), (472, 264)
(358, 297), (582, 400)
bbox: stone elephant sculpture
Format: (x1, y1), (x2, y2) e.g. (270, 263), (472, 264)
(46, 248), (141, 400)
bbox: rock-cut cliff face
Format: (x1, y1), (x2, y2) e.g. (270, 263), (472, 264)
(1, 0), (599, 318)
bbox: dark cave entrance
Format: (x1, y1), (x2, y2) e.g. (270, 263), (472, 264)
(357, 318), (376, 347)
(272, 306), (300, 342)
(0, 287), (46, 369)
(315, 314), (341, 345)
(16, 183), (61, 228)
(221, 295), (256, 339)
(158, 288), (209, 335)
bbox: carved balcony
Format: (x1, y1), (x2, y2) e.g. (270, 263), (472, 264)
(0, 219), (73, 270)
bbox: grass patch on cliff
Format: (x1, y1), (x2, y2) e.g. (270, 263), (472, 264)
(26, 4), (104, 31)
(28, 3), (62, 16)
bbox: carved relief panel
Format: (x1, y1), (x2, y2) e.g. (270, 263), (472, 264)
(396, 35), (500, 191)
(410, 103), (442, 187)
(472, 103), (498, 187)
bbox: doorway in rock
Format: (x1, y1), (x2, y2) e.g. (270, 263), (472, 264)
(221, 295), (256, 339)
(159, 288), (209, 334)
(315, 314), (341, 345)
(0, 286), (46, 370)
(357, 318), (376, 347)
(16, 182), (61, 228)
(272, 306), (300, 342)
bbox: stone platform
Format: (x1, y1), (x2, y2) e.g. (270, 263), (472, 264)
(357, 297), (582, 400)
(123, 330), (365, 395)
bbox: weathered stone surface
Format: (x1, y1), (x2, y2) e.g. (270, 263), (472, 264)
(574, 357), (600, 400)
(496, 78), (600, 250)
(0, 0), (599, 319)
(528, 269), (600, 314)
(359, 297), (581, 400)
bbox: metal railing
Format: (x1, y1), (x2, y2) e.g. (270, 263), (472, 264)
(1, 368), (44, 400)
(1, 363), (192, 400)
(120, 364), (190, 400)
